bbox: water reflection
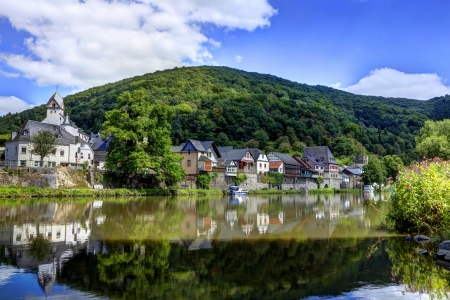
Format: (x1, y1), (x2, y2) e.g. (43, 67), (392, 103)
(0, 193), (434, 299)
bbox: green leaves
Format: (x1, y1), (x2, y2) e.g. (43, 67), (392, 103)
(102, 89), (185, 187)
(30, 130), (57, 165)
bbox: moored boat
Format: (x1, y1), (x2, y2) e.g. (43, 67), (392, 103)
(227, 185), (248, 195)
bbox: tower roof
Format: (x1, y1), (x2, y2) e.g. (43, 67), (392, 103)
(46, 92), (64, 109)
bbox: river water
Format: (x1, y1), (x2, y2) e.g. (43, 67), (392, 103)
(0, 193), (449, 299)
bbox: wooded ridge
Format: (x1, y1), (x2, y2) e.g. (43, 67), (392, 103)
(1, 66), (447, 163)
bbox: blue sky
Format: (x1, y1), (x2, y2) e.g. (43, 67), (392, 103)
(1, 0), (450, 116)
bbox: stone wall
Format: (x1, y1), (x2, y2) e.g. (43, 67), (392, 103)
(0, 171), (56, 188)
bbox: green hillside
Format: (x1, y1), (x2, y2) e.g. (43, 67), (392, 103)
(0, 66), (437, 163)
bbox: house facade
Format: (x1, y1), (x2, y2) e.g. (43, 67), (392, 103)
(5, 93), (94, 169)
(302, 146), (342, 189)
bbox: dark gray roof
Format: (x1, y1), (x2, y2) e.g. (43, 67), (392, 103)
(171, 146), (183, 152)
(217, 146), (233, 156)
(248, 148), (264, 160)
(8, 120), (75, 145)
(303, 146), (337, 164)
(223, 149), (251, 161)
(198, 155), (212, 162)
(344, 168), (362, 176)
(270, 152), (301, 166)
(304, 155), (326, 166)
(201, 141), (213, 150)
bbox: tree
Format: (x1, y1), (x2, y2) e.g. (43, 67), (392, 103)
(316, 176), (324, 189)
(415, 119), (450, 159)
(102, 88), (186, 187)
(31, 130), (56, 167)
(362, 158), (387, 186)
(382, 155), (403, 180)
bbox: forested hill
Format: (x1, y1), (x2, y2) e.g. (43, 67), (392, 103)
(0, 66), (439, 162)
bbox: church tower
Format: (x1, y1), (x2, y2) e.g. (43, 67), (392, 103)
(42, 92), (65, 125)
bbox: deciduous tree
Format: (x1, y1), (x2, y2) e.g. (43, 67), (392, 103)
(102, 88), (185, 187)
(31, 130), (56, 167)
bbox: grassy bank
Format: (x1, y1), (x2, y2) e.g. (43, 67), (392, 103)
(308, 188), (334, 194)
(0, 186), (224, 198)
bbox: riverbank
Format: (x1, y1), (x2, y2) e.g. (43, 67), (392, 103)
(0, 186), (225, 198)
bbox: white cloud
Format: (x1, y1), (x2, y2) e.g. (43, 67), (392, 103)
(0, 96), (35, 116)
(235, 55), (243, 63)
(342, 68), (450, 100)
(330, 82), (341, 89)
(0, 0), (276, 91)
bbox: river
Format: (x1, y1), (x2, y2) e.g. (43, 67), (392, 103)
(0, 193), (449, 299)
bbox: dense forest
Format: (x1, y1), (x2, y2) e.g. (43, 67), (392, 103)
(0, 66), (446, 163)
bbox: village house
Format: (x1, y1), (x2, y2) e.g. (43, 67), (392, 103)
(171, 140), (221, 188)
(248, 148), (269, 181)
(302, 146), (342, 189)
(5, 92), (94, 169)
(267, 152), (302, 184)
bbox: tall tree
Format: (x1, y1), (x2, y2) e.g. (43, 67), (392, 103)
(102, 88), (185, 187)
(31, 130), (56, 167)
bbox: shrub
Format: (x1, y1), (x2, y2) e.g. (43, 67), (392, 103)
(387, 158), (450, 235)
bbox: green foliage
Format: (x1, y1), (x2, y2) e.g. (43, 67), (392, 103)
(382, 155), (403, 180)
(196, 173), (211, 189)
(415, 119), (450, 159)
(30, 130), (57, 166)
(262, 171), (284, 188)
(387, 159), (450, 235)
(0, 66), (430, 161)
(316, 176), (324, 189)
(0, 133), (10, 146)
(102, 89), (185, 187)
(232, 171), (248, 186)
(362, 158), (387, 186)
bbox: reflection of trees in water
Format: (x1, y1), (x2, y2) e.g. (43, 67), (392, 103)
(59, 238), (393, 299)
(28, 234), (51, 261)
(388, 238), (450, 299)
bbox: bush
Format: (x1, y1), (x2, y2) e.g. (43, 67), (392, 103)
(387, 158), (450, 235)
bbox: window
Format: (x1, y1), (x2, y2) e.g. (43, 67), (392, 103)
(60, 150), (64, 156)
(88, 153), (91, 159)
(22, 130), (28, 136)
(187, 160), (191, 167)
(48, 232), (52, 239)
(57, 230), (61, 239)
(35, 161), (39, 166)
(21, 147), (26, 154)
(259, 163), (262, 168)
(20, 160), (26, 166)
(16, 234), (21, 241)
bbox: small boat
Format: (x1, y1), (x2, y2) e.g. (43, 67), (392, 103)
(227, 185), (248, 196)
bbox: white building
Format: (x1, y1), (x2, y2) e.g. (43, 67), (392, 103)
(5, 92), (94, 168)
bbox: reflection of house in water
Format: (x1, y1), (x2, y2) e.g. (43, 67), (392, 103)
(0, 201), (97, 297)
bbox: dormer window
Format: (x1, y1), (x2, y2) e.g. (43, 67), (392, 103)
(52, 103), (56, 107)
(22, 130), (28, 136)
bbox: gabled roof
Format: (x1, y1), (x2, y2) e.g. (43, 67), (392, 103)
(181, 139), (206, 152)
(303, 146), (337, 164)
(269, 152), (301, 166)
(292, 156), (315, 170)
(248, 148), (267, 161)
(8, 120), (75, 145)
(46, 92), (64, 109)
(223, 159), (237, 167)
(222, 149), (254, 161)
